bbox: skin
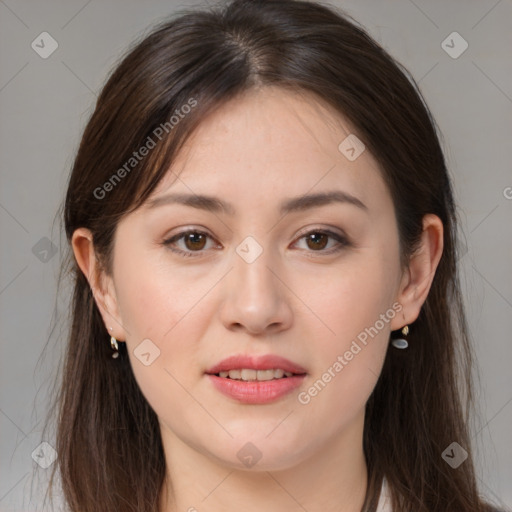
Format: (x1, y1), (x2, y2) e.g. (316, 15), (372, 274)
(72, 86), (443, 512)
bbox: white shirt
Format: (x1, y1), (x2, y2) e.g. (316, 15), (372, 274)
(376, 477), (392, 512)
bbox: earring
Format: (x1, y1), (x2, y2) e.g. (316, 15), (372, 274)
(109, 327), (119, 359)
(391, 325), (409, 349)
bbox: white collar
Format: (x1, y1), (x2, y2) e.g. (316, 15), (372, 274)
(375, 477), (393, 512)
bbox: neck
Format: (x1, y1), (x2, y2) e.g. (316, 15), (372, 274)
(159, 414), (368, 512)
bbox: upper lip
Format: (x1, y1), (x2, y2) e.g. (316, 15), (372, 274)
(206, 354), (308, 375)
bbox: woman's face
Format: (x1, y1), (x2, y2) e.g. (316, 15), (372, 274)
(95, 86), (410, 470)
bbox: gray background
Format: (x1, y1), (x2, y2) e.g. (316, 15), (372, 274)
(0, 0), (511, 510)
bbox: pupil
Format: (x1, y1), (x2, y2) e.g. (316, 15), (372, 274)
(308, 233), (327, 250)
(186, 233), (205, 250)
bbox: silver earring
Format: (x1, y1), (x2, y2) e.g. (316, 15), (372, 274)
(391, 325), (409, 349)
(109, 327), (119, 359)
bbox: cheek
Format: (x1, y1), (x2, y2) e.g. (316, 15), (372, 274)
(113, 255), (217, 370)
(114, 250), (216, 343)
(306, 258), (395, 345)
(119, 280), (212, 428)
(118, 276), (215, 378)
(298, 258), (395, 411)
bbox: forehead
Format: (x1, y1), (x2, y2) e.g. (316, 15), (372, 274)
(146, 86), (391, 218)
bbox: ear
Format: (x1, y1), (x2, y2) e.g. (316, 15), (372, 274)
(390, 213), (444, 330)
(71, 227), (126, 341)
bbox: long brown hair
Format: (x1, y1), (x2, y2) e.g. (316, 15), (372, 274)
(40, 0), (501, 510)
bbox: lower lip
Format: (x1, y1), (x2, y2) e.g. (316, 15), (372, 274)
(206, 374), (306, 404)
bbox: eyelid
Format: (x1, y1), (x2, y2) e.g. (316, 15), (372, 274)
(162, 227), (219, 256)
(292, 227), (350, 256)
(294, 225), (346, 241)
(162, 226), (350, 258)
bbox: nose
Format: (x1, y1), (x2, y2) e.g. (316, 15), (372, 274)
(218, 244), (293, 336)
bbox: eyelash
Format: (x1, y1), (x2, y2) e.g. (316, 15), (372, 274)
(162, 228), (351, 259)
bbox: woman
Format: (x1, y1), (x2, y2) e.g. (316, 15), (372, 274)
(42, 0), (505, 510)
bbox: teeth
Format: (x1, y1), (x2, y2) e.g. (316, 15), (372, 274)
(241, 369), (257, 381)
(228, 369), (241, 379)
(217, 369), (294, 381)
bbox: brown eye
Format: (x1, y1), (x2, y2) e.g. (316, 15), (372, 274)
(294, 229), (350, 256)
(162, 229), (217, 258)
(163, 228), (349, 259)
(305, 232), (329, 251)
(183, 232), (207, 251)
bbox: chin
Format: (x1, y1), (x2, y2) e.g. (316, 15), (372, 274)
(204, 435), (312, 472)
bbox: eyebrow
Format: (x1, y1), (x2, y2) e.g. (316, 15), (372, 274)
(146, 190), (368, 216)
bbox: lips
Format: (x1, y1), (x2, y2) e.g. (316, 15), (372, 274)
(205, 354), (307, 376)
(205, 354), (307, 404)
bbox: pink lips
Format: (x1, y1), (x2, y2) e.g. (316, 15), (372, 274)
(206, 354), (307, 375)
(205, 354), (307, 405)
